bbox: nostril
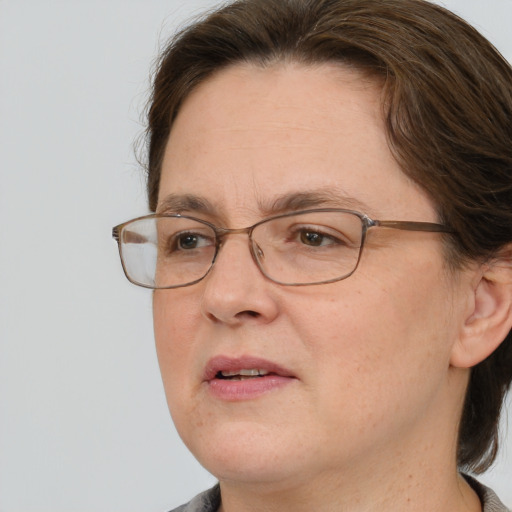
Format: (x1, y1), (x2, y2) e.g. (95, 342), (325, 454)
(237, 310), (260, 318)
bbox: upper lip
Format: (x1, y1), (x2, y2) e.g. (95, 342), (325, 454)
(203, 355), (295, 381)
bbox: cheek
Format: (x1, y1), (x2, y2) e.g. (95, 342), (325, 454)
(153, 291), (215, 449)
(290, 263), (455, 418)
(153, 291), (202, 395)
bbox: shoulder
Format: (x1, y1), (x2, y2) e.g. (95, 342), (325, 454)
(167, 485), (221, 512)
(465, 475), (511, 512)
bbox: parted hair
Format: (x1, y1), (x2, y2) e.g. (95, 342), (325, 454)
(144, 0), (512, 473)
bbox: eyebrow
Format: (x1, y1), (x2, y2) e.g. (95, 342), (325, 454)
(263, 189), (374, 216)
(156, 189), (375, 219)
(156, 193), (217, 215)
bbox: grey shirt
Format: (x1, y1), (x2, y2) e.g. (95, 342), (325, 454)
(169, 478), (510, 512)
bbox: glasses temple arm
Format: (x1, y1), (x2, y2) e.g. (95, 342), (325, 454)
(373, 220), (452, 233)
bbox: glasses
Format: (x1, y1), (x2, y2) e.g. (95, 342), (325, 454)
(112, 209), (450, 289)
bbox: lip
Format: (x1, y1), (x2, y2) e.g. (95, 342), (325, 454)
(203, 355), (297, 401)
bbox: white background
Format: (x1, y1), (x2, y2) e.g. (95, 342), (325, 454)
(1, 1), (511, 511)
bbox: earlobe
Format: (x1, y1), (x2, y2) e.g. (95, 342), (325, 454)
(451, 251), (512, 369)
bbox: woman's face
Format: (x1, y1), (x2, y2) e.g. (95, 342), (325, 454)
(153, 63), (470, 488)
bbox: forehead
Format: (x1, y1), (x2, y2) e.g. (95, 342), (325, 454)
(158, 62), (435, 223)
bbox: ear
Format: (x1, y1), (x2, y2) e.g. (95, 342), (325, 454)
(451, 246), (512, 369)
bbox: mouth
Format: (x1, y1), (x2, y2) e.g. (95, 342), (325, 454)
(216, 368), (272, 380)
(204, 356), (296, 401)
(204, 355), (294, 381)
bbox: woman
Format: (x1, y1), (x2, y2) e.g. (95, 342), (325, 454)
(113, 0), (512, 510)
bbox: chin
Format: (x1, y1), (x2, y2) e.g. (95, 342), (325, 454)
(179, 419), (310, 485)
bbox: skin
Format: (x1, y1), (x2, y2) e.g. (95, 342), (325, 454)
(153, 62), (484, 511)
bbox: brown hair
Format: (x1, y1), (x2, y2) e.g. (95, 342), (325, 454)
(144, 0), (512, 473)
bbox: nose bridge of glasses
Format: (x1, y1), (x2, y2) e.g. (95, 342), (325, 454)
(213, 225), (263, 270)
(215, 225), (252, 236)
(214, 225), (254, 247)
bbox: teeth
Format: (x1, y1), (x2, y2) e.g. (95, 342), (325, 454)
(221, 369), (270, 377)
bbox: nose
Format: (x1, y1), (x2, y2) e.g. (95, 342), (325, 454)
(200, 235), (280, 325)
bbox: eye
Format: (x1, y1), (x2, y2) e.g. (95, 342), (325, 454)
(296, 227), (345, 247)
(178, 233), (202, 250)
(166, 231), (215, 253)
(299, 229), (333, 247)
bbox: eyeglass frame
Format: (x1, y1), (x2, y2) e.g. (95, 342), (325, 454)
(112, 208), (452, 289)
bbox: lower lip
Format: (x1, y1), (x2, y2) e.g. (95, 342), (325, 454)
(207, 375), (294, 401)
